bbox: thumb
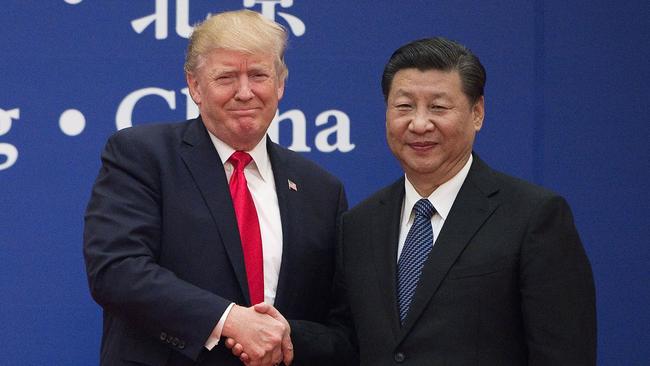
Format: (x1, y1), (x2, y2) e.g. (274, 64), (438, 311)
(253, 302), (274, 315)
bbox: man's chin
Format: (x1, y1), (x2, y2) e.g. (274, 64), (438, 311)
(233, 115), (258, 125)
(232, 131), (267, 150)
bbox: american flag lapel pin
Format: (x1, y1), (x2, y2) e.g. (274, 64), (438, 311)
(288, 179), (298, 191)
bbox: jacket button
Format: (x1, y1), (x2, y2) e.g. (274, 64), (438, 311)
(394, 352), (405, 363)
(171, 337), (179, 346)
(178, 340), (186, 349)
(159, 332), (167, 341)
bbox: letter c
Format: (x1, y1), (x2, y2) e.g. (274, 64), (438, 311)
(115, 87), (176, 130)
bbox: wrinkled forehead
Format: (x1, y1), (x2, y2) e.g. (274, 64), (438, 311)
(195, 48), (278, 73)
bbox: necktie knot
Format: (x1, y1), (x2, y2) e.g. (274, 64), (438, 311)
(413, 198), (435, 219)
(229, 151), (253, 171)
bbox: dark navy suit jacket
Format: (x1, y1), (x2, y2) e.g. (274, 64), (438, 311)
(84, 117), (347, 365)
(292, 155), (596, 366)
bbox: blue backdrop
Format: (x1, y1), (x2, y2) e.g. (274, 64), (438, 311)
(1, 1), (648, 364)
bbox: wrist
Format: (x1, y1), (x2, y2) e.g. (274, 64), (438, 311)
(221, 304), (242, 338)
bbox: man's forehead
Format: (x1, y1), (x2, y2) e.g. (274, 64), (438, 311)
(393, 67), (460, 80)
(211, 61), (273, 70)
(390, 69), (460, 93)
(206, 57), (275, 73)
(203, 48), (274, 63)
(390, 85), (454, 98)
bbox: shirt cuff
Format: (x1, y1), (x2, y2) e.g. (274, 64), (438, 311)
(204, 302), (235, 350)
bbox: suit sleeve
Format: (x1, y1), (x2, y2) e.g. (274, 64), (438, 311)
(290, 181), (359, 366)
(520, 195), (597, 365)
(83, 132), (229, 361)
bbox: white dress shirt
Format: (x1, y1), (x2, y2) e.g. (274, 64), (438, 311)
(205, 133), (283, 349)
(397, 155), (473, 261)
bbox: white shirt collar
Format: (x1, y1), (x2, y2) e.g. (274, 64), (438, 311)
(403, 154), (473, 221)
(208, 133), (273, 183)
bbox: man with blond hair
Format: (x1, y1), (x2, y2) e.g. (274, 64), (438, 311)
(84, 10), (346, 366)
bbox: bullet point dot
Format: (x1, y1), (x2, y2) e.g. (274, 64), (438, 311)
(59, 109), (86, 136)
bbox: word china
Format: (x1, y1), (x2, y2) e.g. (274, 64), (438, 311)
(116, 87), (355, 153)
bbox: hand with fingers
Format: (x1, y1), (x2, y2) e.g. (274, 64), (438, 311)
(225, 303), (294, 366)
(222, 304), (292, 366)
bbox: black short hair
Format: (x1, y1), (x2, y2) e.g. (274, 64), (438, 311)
(381, 37), (486, 104)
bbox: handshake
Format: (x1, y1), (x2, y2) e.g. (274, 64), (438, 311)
(222, 303), (294, 366)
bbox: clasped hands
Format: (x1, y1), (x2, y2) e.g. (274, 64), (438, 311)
(222, 303), (293, 366)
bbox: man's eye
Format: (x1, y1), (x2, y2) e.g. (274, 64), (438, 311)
(251, 73), (269, 81)
(396, 104), (412, 110)
(215, 76), (234, 83)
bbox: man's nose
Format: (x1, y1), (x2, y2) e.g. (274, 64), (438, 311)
(409, 110), (434, 133)
(234, 75), (254, 101)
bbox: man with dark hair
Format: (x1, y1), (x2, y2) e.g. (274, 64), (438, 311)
(381, 37), (486, 105)
(236, 36), (596, 365)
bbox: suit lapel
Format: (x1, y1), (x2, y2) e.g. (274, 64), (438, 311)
(398, 155), (500, 340)
(371, 178), (406, 340)
(266, 139), (296, 310)
(178, 118), (251, 304)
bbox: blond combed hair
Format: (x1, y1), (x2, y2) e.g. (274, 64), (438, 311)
(184, 10), (288, 81)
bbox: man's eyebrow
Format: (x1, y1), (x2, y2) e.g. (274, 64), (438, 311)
(392, 89), (450, 99)
(207, 67), (236, 77)
(247, 64), (273, 72)
(392, 89), (413, 98)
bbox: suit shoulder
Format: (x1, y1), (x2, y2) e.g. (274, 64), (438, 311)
(491, 169), (558, 201)
(99, 120), (192, 172)
(270, 142), (343, 187)
(346, 178), (403, 217)
(479, 163), (572, 213)
(108, 120), (188, 146)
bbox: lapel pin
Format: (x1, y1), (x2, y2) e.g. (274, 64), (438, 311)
(288, 179), (298, 191)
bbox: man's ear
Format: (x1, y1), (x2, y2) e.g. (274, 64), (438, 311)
(472, 95), (485, 131)
(186, 72), (201, 105)
(276, 77), (285, 100)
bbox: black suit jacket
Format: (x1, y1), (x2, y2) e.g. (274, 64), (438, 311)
(293, 154), (596, 366)
(83, 117), (347, 365)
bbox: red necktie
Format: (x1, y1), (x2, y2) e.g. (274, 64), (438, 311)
(228, 151), (264, 305)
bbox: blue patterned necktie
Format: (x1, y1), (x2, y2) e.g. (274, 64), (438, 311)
(397, 198), (435, 324)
